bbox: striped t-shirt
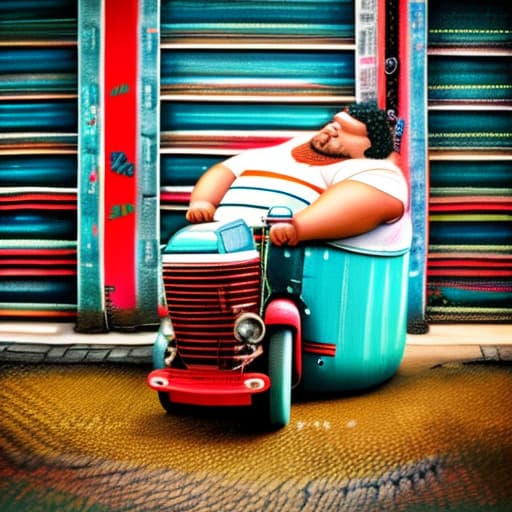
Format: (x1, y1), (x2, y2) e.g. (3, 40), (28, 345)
(214, 135), (411, 254)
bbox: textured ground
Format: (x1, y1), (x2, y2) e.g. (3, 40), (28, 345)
(1, 347), (511, 511)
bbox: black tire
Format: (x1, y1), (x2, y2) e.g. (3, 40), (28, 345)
(158, 391), (174, 413)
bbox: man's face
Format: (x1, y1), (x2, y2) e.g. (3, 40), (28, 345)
(310, 111), (371, 158)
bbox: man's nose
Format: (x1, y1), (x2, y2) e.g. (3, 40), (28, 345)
(325, 120), (341, 136)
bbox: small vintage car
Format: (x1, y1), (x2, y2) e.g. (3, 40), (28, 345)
(147, 207), (410, 428)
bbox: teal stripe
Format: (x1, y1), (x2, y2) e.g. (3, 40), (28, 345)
(161, 51), (354, 88)
(0, 48), (76, 73)
(428, 0), (511, 46)
(0, 239), (76, 249)
(136, 0), (161, 327)
(76, 0), (106, 332)
(0, 1), (76, 41)
(428, 56), (512, 102)
(161, 155), (222, 186)
(161, 0), (354, 38)
(406, 0), (429, 331)
(0, 101), (76, 132)
(225, 185), (311, 207)
(0, 278), (76, 304)
(428, 110), (512, 149)
(0, 47), (76, 98)
(160, 211), (189, 243)
(430, 161), (512, 189)
(161, 103), (343, 131)
(0, 155), (77, 187)
(429, 221), (512, 246)
(0, 212), (76, 239)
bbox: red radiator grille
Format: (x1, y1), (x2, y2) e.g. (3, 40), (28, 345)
(163, 257), (261, 367)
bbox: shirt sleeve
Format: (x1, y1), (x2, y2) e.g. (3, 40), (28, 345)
(332, 159), (409, 210)
(221, 148), (264, 177)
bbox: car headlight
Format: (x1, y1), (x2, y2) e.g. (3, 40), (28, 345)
(160, 316), (175, 338)
(244, 377), (266, 390)
(234, 312), (265, 345)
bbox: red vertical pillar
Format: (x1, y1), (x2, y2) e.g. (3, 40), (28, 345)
(104, 0), (139, 318)
(377, 0), (387, 108)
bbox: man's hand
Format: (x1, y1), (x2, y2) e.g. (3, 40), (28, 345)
(269, 222), (299, 246)
(186, 200), (216, 223)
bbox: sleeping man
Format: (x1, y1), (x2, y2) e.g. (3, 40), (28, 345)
(185, 102), (410, 254)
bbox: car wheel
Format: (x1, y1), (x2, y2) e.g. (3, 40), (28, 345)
(267, 328), (293, 428)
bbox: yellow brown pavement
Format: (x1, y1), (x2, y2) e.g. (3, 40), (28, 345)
(0, 344), (511, 511)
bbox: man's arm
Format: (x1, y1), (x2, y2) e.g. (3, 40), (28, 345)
(186, 164), (236, 223)
(270, 180), (404, 246)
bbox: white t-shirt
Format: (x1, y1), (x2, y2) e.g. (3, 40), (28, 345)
(214, 135), (411, 255)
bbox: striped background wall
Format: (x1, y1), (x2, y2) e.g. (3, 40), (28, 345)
(4, 1), (506, 332)
(1, 0), (385, 331)
(0, 1), (78, 322)
(426, 0), (512, 323)
(159, 0), (361, 243)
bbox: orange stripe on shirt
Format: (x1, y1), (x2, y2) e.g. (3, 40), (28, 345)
(241, 170), (325, 195)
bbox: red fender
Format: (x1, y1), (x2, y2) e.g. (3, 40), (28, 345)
(264, 298), (302, 386)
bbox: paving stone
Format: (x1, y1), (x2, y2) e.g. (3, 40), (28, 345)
(1, 350), (45, 363)
(481, 345), (500, 361)
(70, 344), (102, 351)
(6, 343), (50, 354)
(46, 346), (69, 360)
(498, 345), (512, 361)
(85, 349), (110, 363)
(129, 346), (152, 358)
(108, 347), (131, 361)
(0, 342), (155, 364)
(63, 349), (89, 362)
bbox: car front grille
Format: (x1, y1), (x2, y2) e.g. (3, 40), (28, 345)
(163, 256), (261, 368)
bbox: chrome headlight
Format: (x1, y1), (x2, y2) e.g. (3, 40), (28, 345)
(160, 315), (175, 339)
(234, 312), (265, 345)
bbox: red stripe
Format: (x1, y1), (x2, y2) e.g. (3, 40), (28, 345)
(0, 193), (76, 202)
(104, 0), (138, 309)
(0, 258), (75, 266)
(0, 249), (76, 256)
(428, 259), (512, 268)
(428, 269), (512, 277)
(160, 192), (191, 204)
(430, 203), (511, 212)
(303, 341), (336, 357)
(241, 169), (325, 195)
(377, 0), (386, 108)
(0, 310), (76, 318)
(429, 252), (512, 261)
(0, 203), (76, 211)
(430, 196), (512, 204)
(0, 269), (77, 276)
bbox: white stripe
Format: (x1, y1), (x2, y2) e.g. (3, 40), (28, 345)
(163, 249), (259, 264)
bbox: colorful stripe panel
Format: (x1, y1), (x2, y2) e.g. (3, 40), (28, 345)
(77, 0), (160, 331)
(426, 0), (511, 323)
(401, 0), (429, 333)
(104, 0), (139, 322)
(76, 0), (105, 331)
(136, 0), (161, 328)
(0, 1), (79, 322)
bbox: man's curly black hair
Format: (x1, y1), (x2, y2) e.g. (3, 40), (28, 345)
(346, 102), (394, 159)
